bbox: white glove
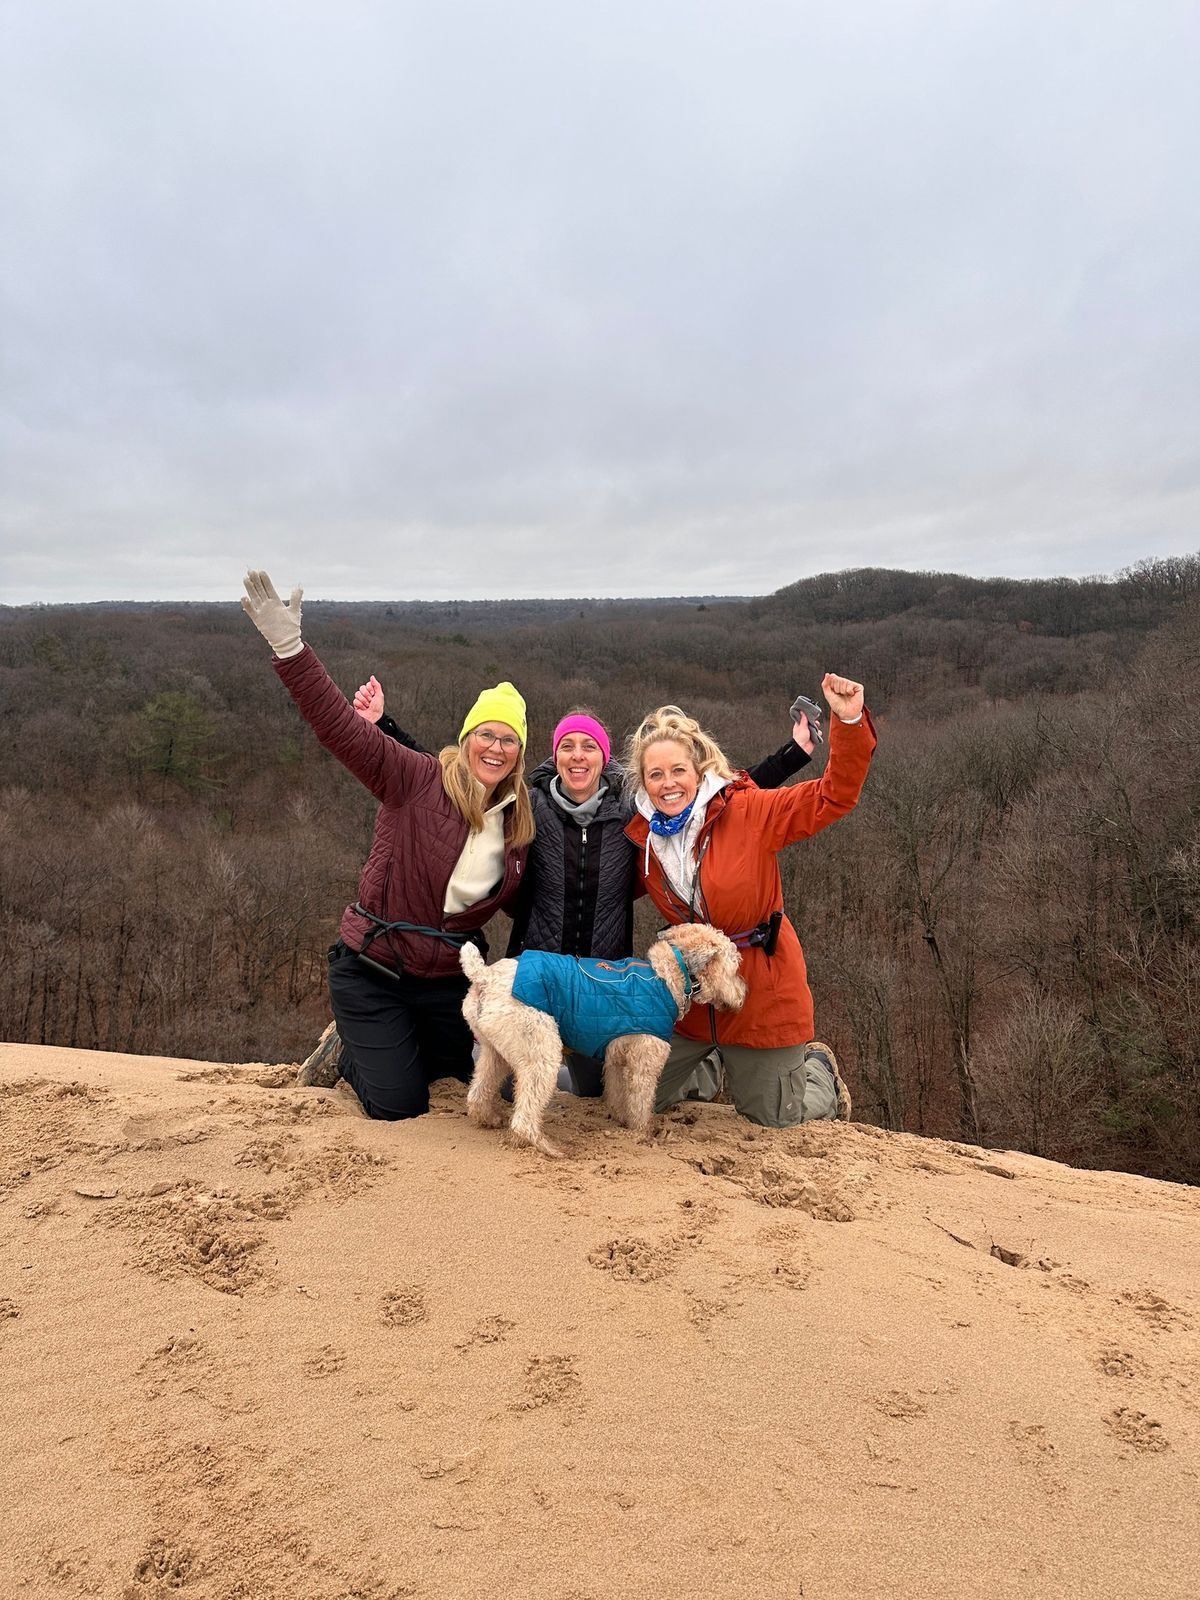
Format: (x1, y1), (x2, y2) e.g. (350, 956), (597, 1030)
(241, 570), (304, 658)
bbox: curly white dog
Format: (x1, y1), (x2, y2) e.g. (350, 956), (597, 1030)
(460, 923), (746, 1157)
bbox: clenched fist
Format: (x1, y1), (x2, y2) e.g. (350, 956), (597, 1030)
(353, 675), (385, 724)
(821, 672), (865, 722)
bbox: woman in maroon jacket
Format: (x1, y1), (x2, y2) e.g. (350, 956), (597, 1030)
(241, 571), (535, 1120)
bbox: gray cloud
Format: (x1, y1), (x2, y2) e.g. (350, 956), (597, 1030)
(2, 0), (1197, 601)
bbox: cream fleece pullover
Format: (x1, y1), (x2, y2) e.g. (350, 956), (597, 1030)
(442, 791), (516, 915)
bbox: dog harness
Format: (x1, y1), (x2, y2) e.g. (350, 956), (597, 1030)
(511, 951), (687, 1061)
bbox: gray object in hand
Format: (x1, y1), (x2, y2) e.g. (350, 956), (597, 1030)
(789, 694), (824, 743)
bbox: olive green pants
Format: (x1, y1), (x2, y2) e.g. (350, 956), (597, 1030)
(655, 1036), (838, 1127)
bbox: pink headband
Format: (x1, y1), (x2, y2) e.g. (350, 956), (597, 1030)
(552, 714), (611, 766)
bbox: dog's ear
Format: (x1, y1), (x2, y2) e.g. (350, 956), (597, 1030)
(681, 945), (716, 973)
(669, 924), (731, 974)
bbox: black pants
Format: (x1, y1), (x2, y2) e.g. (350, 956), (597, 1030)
(561, 1049), (604, 1097)
(327, 943), (474, 1120)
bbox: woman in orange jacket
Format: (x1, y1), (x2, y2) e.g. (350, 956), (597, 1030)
(623, 674), (875, 1126)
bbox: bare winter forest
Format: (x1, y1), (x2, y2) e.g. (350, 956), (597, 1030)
(1, 557), (1197, 1182)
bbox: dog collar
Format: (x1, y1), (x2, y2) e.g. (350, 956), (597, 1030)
(671, 945), (695, 1000)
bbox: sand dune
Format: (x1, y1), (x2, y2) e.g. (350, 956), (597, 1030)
(2, 1041), (1198, 1600)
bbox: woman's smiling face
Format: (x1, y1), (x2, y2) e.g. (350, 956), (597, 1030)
(466, 723), (521, 795)
(555, 732), (605, 801)
(642, 739), (700, 817)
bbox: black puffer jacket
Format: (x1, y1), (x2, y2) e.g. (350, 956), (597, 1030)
(506, 760), (636, 959)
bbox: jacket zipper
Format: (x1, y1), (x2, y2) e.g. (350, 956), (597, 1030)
(572, 826), (588, 954)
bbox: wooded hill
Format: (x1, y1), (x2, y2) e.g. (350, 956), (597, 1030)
(2, 554), (1197, 1182)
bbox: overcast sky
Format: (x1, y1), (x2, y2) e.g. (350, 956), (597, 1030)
(2, 1), (1197, 603)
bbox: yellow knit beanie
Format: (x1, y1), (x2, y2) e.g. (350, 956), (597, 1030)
(458, 681), (527, 748)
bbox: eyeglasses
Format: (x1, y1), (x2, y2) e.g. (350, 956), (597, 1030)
(471, 729), (520, 753)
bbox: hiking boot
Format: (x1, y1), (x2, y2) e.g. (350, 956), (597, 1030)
(297, 1021), (344, 1087)
(806, 1041), (852, 1121)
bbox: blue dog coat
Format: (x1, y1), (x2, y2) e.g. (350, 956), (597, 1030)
(511, 951), (681, 1060)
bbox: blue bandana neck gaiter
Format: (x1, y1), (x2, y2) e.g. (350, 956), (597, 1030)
(649, 799), (696, 837)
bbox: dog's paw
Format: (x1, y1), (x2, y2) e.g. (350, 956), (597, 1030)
(525, 1130), (565, 1158)
(508, 1118), (565, 1158)
(467, 1102), (505, 1130)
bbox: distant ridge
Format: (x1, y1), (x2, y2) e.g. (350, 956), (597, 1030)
(5, 552), (1195, 627)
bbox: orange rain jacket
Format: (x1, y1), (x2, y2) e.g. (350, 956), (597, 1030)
(624, 713), (877, 1049)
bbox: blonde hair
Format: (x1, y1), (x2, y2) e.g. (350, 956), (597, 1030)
(439, 742), (536, 849)
(623, 705), (736, 795)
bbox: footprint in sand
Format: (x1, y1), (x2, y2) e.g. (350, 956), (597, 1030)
(302, 1344), (347, 1379)
(118, 1107), (214, 1156)
(588, 1235), (677, 1283)
(235, 1135), (295, 1175)
(42, 1547), (100, 1590)
(676, 1196), (723, 1232)
(455, 1315), (515, 1350)
(770, 1253), (812, 1291)
(1007, 1422), (1067, 1495)
(1096, 1348), (1143, 1380)
(1104, 1407), (1170, 1454)
(128, 1536), (197, 1591)
(97, 1186), (272, 1295)
(874, 1389), (929, 1421)
(1, 1080), (116, 1195)
(590, 1160), (640, 1182)
(681, 1144), (855, 1221)
(686, 1295), (730, 1331)
(139, 1333), (213, 1398)
(1117, 1288), (1189, 1332)
(514, 1353), (581, 1412)
(751, 1219), (815, 1291)
(237, 1134), (389, 1204)
(414, 1449), (483, 1484)
(380, 1287), (427, 1327)
(0, 1298), (20, 1326)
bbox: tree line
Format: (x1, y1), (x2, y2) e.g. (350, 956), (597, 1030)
(1, 555), (1196, 1182)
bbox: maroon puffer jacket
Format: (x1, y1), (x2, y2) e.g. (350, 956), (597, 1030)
(274, 646), (528, 978)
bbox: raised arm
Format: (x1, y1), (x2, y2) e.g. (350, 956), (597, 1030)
(745, 728), (812, 789)
(241, 571), (433, 804)
(744, 692), (821, 789)
(744, 674), (875, 850)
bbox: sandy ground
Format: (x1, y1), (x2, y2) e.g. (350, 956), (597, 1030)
(1, 1041), (1198, 1600)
